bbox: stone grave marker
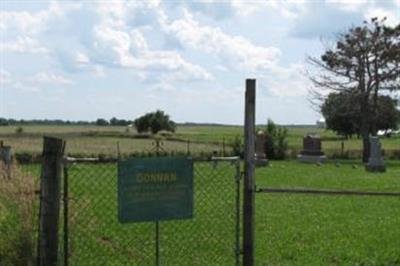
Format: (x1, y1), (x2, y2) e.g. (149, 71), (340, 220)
(297, 133), (326, 163)
(366, 136), (386, 172)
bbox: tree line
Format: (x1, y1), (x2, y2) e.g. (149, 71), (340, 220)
(0, 117), (133, 126)
(0, 110), (177, 135)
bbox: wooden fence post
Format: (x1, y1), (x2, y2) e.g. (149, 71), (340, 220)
(37, 136), (65, 266)
(243, 79), (256, 266)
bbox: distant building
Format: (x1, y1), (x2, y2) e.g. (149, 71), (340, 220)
(316, 118), (326, 129)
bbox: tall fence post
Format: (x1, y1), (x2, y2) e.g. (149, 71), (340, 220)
(37, 136), (65, 266)
(243, 79), (256, 266)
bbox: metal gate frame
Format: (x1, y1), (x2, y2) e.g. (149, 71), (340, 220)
(62, 155), (242, 266)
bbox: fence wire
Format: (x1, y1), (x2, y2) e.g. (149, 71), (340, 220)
(65, 158), (241, 265)
(0, 162), (39, 266)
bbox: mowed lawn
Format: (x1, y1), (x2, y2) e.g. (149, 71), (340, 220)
(254, 161), (400, 265)
(18, 160), (400, 265)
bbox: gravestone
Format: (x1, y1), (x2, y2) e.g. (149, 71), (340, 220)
(366, 136), (386, 172)
(297, 133), (326, 163)
(0, 141), (12, 166)
(0, 142), (12, 179)
(255, 131), (268, 167)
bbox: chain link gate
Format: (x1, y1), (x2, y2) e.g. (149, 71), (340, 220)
(62, 156), (242, 265)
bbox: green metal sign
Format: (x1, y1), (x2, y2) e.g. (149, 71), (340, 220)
(118, 157), (193, 223)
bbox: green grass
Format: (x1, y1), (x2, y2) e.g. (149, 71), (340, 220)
(0, 165), (37, 266)
(17, 160), (399, 265)
(66, 161), (238, 265)
(254, 161), (400, 265)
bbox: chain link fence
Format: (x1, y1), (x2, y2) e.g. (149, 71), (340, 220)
(64, 157), (241, 265)
(0, 161), (39, 266)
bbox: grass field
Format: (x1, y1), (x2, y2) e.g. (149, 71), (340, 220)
(15, 160), (400, 265)
(255, 161), (400, 265)
(0, 125), (399, 159)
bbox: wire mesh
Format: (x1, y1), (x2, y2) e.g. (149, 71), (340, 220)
(65, 158), (241, 265)
(0, 161), (39, 266)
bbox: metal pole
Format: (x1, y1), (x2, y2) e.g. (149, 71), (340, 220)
(155, 221), (160, 266)
(235, 158), (241, 266)
(223, 137), (226, 157)
(256, 187), (400, 197)
(63, 165), (69, 266)
(243, 79), (256, 266)
(155, 148), (160, 266)
(37, 137), (65, 266)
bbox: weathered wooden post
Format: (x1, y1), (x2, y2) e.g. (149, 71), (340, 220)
(243, 79), (256, 266)
(37, 136), (65, 266)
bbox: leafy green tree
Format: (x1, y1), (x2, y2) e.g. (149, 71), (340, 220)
(96, 118), (109, 126)
(322, 92), (400, 137)
(375, 96), (400, 131)
(134, 110), (176, 134)
(0, 118), (8, 126)
(309, 18), (400, 162)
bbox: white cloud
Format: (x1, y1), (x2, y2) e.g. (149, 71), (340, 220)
(75, 52), (90, 65)
(0, 36), (47, 53)
(326, 0), (368, 12)
(0, 2), (81, 54)
(91, 22), (212, 82)
(263, 63), (310, 97)
(28, 72), (72, 85)
(164, 10), (281, 73)
(232, 0), (306, 18)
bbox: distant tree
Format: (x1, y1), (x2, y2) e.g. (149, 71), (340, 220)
(109, 117), (131, 126)
(134, 115), (151, 133)
(110, 117), (118, 126)
(322, 92), (400, 137)
(321, 92), (360, 138)
(309, 17), (400, 162)
(96, 118), (109, 126)
(134, 110), (176, 134)
(375, 96), (400, 131)
(0, 118), (8, 126)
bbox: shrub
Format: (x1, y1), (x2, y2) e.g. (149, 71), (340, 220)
(231, 135), (243, 158)
(263, 119), (288, 160)
(15, 127), (24, 134)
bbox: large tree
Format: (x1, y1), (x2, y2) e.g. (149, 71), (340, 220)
(309, 18), (400, 162)
(322, 92), (400, 138)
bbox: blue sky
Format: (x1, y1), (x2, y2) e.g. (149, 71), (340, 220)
(1, 0), (399, 124)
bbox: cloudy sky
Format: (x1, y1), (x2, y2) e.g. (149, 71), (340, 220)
(1, 0), (399, 125)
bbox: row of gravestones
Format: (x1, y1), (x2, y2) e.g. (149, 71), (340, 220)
(255, 132), (386, 172)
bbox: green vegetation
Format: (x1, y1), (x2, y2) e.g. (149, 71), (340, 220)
(16, 160), (400, 265)
(255, 160), (400, 265)
(309, 18), (400, 162)
(0, 164), (37, 266)
(322, 92), (400, 138)
(134, 110), (176, 134)
(262, 119), (289, 160)
(0, 124), (398, 161)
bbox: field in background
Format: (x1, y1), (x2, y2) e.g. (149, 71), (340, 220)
(0, 125), (398, 158)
